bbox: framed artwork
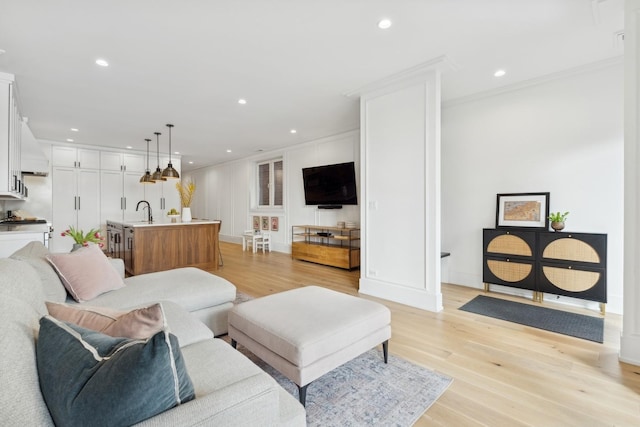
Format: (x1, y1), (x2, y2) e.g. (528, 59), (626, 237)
(496, 192), (549, 229)
(252, 216), (260, 230)
(270, 216), (279, 232)
(261, 216), (269, 231)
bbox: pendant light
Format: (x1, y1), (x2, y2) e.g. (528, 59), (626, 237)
(161, 123), (180, 179)
(151, 132), (166, 182)
(140, 138), (156, 184)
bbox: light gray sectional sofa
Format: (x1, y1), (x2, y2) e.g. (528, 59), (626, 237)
(1, 242), (306, 426)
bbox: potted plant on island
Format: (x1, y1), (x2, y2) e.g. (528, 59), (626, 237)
(548, 211), (569, 232)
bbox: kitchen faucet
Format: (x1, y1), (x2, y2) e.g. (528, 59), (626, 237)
(136, 200), (153, 223)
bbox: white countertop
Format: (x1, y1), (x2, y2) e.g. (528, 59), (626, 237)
(0, 223), (51, 233)
(106, 219), (220, 228)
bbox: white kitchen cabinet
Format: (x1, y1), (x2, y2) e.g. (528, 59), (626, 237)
(100, 151), (145, 173)
(145, 158), (181, 217)
(50, 166), (100, 252)
(0, 72), (24, 199)
(99, 170), (147, 227)
(51, 146), (100, 169)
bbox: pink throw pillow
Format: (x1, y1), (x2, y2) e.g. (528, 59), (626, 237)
(46, 244), (125, 302)
(46, 302), (165, 339)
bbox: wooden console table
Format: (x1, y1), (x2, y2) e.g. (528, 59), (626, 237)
(291, 225), (360, 270)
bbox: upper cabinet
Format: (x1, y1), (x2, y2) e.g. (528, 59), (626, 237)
(100, 151), (145, 173)
(0, 72), (25, 200)
(52, 146), (100, 169)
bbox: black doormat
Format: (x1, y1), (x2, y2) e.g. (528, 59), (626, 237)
(459, 295), (604, 343)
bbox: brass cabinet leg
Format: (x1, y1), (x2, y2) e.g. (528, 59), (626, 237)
(484, 283), (489, 292)
(600, 303), (606, 316)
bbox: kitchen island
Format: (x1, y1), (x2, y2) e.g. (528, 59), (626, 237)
(106, 219), (220, 276)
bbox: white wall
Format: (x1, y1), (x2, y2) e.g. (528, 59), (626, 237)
(441, 60), (624, 314)
(183, 130), (360, 252)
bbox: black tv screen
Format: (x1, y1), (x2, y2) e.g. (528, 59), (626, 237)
(302, 162), (358, 206)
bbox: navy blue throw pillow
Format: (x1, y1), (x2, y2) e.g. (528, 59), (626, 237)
(36, 316), (195, 427)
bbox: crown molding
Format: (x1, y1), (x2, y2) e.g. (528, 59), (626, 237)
(344, 55), (457, 99)
(443, 55), (623, 109)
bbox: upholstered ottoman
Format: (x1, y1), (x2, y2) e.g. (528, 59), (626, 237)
(228, 286), (391, 405)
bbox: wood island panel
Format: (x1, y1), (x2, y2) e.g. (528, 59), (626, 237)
(129, 222), (219, 275)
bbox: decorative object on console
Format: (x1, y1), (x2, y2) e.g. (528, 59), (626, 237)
(139, 138), (156, 184)
(161, 123), (180, 179)
(151, 132), (166, 182)
(496, 192), (550, 229)
(548, 211), (569, 232)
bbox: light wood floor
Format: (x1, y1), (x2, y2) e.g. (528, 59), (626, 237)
(211, 242), (640, 426)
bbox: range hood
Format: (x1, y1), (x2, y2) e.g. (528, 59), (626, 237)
(21, 119), (49, 176)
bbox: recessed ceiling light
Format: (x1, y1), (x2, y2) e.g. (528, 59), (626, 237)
(378, 19), (392, 29)
(126, 146), (133, 149)
(188, 161), (194, 164)
(290, 129), (297, 134)
(70, 128), (79, 132)
(0, 49), (6, 55)
(95, 58), (109, 67)
(494, 69), (506, 77)
(66, 138), (74, 142)
(226, 149), (232, 153)
(174, 151), (180, 155)
(238, 99), (247, 105)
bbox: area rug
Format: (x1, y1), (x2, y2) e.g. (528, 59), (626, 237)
(230, 292), (452, 425)
(236, 346), (452, 426)
(459, 295), (604, 343)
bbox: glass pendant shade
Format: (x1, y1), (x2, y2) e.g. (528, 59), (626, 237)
(162, 124), (180, 179)
(151, 132), (166, 182)
(140, 138), (156, 184)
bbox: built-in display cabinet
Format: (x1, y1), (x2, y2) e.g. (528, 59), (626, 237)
(483, 228), (607, 314)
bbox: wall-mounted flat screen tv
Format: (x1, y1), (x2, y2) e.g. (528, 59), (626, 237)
(302, 161), (357, 207)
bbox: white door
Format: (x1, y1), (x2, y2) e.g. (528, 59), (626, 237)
(100, 152), (123, 171)
(51, 146), (77, 167)
(77, 149), (100, 169)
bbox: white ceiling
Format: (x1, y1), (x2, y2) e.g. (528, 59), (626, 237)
(0, 0), (624, 171)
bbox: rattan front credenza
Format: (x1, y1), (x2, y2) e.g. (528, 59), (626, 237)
(483, 228), (607, 314)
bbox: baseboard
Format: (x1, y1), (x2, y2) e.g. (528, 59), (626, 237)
(620, 334), (640, 366)
(359, 277), (443, 312)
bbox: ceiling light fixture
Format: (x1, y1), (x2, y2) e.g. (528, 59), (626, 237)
(290, 129), (297, 134)
(378, 19), (392, 29)
(151, 132), (166, 182)
(70, 128), (79, 132)
(161, 124), (180, 180)
(126, 146), (133, 149)
(66, 138), (74, 142)
(494, 69), (506, 77)
(238, 99), (247, 105)
(140, 139), (156, 184)
(188, 161), (194, 164)
(226, 149), (232, 153)
(95, 58), (109, 67)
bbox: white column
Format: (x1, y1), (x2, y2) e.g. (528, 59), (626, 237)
(348, 57), (451, 311)
(621, 0), (640, 365)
